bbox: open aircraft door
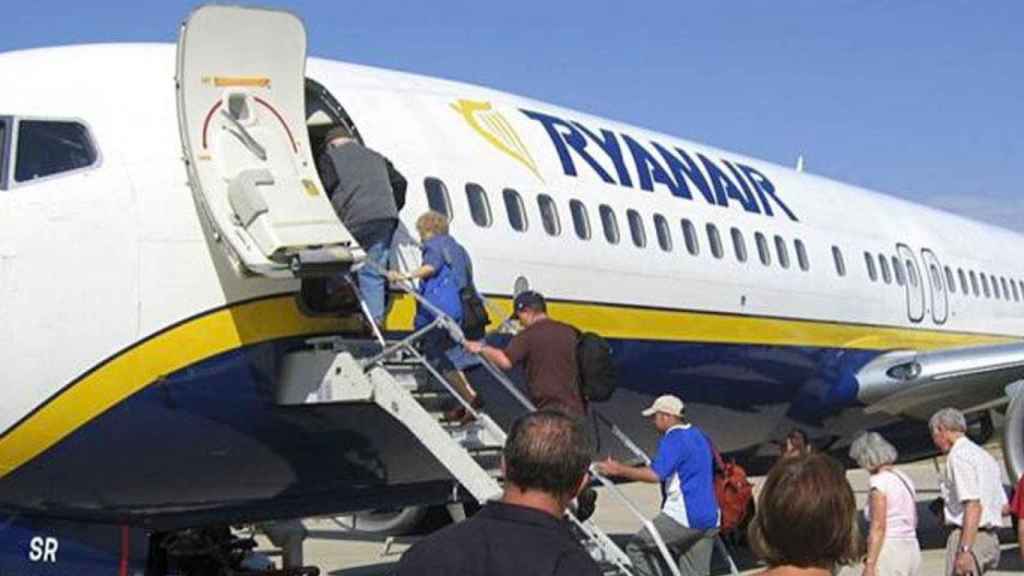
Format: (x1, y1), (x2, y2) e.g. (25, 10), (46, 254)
(176, 5), (359, 277)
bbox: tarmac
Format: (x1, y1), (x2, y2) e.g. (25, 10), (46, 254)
(256, 452), (1024, 575)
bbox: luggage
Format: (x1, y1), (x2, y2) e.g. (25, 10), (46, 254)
(459, 287), (490, 340)
(709, 444), (754, 534)
(575, 332), (617, 402)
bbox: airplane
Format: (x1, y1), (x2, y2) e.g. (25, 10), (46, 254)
(1, 4), (1023, 574)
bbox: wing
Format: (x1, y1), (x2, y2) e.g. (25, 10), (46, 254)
(856, 342), (1024, 418)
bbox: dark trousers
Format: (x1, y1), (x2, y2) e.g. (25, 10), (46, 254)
(420, 326), (456, 373)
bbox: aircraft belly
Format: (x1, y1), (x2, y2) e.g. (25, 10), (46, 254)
(0, 332), (913, 527)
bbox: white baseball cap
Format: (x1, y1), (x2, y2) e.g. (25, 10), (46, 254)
(641, 395), (685, 417)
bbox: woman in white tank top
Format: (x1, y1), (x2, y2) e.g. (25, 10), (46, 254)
(850, 432), (921, 576)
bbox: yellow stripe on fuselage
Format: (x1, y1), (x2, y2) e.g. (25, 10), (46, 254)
(0, 295), (356, 479)
(407, 294), (1018, 351)
(0, 293), (1017, 479)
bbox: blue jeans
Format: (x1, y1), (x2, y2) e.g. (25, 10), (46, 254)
(357, 239), (390, 325)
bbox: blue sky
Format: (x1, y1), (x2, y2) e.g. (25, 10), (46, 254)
(2, 2), (1020, 231)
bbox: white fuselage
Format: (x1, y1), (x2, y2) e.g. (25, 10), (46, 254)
(0, 44), (1020, 523)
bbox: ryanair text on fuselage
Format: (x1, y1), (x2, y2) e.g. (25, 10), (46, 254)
(522, 109), (798, 222)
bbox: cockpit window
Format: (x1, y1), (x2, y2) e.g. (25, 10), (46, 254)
(14, 120), (98, 183)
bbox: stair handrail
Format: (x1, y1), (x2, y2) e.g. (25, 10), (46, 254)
(358, 260), (681, 574)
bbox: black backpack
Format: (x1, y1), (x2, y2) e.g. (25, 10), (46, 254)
(441, 244), (490, 339)
(576, 332), (617, 402)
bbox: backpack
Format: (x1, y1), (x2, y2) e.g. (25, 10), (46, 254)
(440, 243), (490, 339)
(575, 332), (617, 402)
(708, 442), (754, 534)
(385, 158), (407, 212)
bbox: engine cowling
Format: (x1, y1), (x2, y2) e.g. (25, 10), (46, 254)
(1002, 392), (1024, 483)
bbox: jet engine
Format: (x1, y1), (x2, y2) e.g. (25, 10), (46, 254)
(1003, 391), (1024, 483)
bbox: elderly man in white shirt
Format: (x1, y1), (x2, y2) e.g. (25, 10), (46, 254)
(930, 407), (1007, 575)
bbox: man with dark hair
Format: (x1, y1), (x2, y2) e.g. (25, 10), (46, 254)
(316, 126), (404, 327)
(396, 411), (601, 575)
(465, 291), (585, 417)
(598, 394), (720, 576)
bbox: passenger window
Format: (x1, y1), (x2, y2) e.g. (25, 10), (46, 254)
(878, 254), (892, 284)
(627, 209), (647, 248)
(929, 265), (942, 291)
(1013, 279), (1021, 302)
(906, 260), (919, 288)
(945, 266), (956, 294)
(891, 256), (905, 286)
(756, 233), (772, 266)
(654, 214), (672, 252)
(832, 246), (845, 276)
(991, 275), (1000, 300)
(537, 194), (561, 237)
(794, 239), (809, 271)
(569, 199), (591, 240)
(681, 219), (700, 255)
(707, 224), (724, 259)
(14, 120), (99, 183)
(970, 271), (979, 296)
(958, 269), (968, 295)
(503, 188), (528, 232)
(731, 228), (747, 262)
(774, 235), (790, 269)
(599, 205), (620, 244)
(865, 252), (877, 282)
(465, 183), (492, 228)
(1001, 277), (1010, 300)
(425, 177), (452, 219)
(981, 273), (991, 298)
(0, 118), (7, 189)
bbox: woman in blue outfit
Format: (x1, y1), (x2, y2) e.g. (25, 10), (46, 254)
(388, 211), (482, 422)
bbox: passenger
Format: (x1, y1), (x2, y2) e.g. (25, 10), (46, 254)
(395, 410), (602, 576)
(1008, 473), (1024, 561)
(465, 290), (585, 418)
(929, 407), (1007, 575)
(597, 394), (720, 576)
(781, 428), (811, 460)
(849, 432), (921, 576)
(317, 126), (403, 327)
(387, 211), (480, 422)
(747, 452), (861, 575)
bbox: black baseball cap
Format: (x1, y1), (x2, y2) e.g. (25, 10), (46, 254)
(511, 290), (546, 317)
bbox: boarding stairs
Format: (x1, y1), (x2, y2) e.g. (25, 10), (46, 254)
(280, 279), (694, 576)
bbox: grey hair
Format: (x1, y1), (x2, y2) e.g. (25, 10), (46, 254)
(929, 407), (967, 433)
(849, 432), (898, 470)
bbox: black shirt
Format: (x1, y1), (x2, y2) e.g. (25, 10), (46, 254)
(395, 501), (602, 576)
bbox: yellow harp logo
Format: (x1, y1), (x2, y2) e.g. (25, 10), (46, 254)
(451, 99), (544, 182)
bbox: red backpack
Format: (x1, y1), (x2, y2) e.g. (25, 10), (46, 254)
(708, 442), (754, 533)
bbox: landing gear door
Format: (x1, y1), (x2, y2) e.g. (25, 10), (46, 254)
(176, 5), (360, 278)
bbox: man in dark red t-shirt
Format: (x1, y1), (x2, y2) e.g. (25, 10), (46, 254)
(465, 291), (584, 417)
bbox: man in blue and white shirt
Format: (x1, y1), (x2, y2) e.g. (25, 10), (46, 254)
(598, 394), (720, 576)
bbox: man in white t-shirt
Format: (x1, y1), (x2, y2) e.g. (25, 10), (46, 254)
(930, 407), (1007, 575)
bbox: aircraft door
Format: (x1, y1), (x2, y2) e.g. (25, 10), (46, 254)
(896, 244), (926, 323)
(920, 248), (949, 324)
(176, 5), (359, 278)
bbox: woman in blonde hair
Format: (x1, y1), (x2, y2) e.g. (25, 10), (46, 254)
(388, 211), (481, 422)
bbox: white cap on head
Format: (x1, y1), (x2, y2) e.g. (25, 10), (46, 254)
(641, 394), (685, 417)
